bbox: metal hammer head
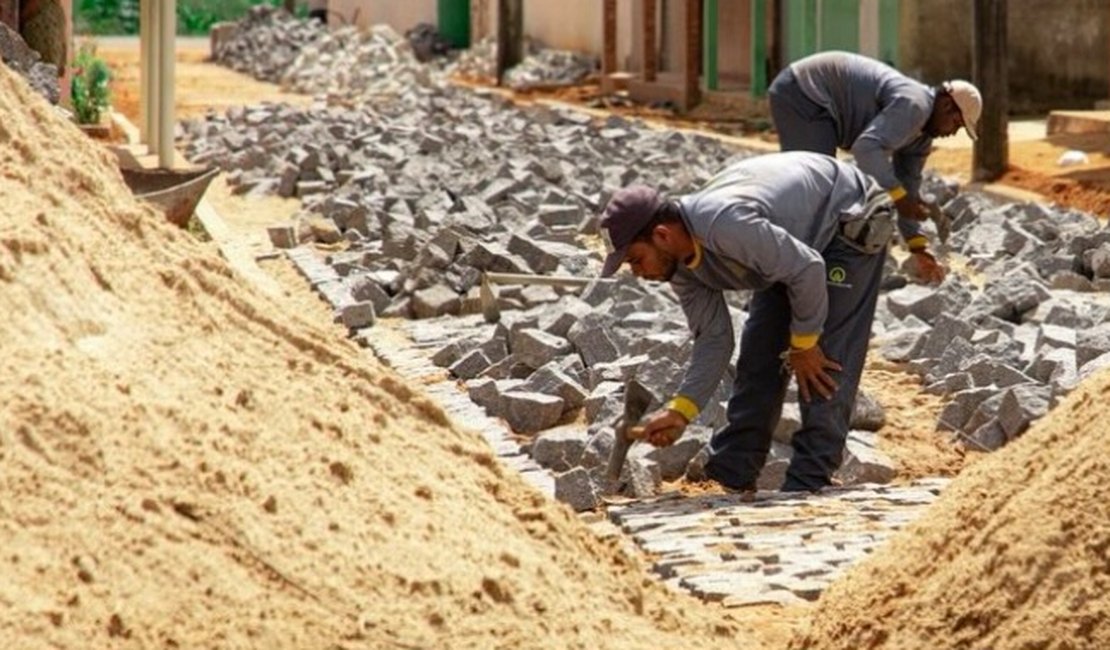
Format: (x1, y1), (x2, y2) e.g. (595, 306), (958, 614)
(925, 200), (951, 245)
(604, 379), (656, 483)
(480, 274), (501, 323)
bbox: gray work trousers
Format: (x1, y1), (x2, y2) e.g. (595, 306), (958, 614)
(703, 228), (887, 492)
(768, 67), (839, 155)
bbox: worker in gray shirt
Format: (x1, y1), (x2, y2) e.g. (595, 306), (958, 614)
(599, 152), (905, 493)
(768, 51), (982, 284)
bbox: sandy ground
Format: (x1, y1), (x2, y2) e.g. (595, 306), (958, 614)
(793, 366), (1110, 649)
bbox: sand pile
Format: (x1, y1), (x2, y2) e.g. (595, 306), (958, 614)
(0, 65), (771, 648)
(792, 369), (1110, 648)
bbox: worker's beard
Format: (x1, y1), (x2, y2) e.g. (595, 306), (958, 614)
(649, 248), (679, 282)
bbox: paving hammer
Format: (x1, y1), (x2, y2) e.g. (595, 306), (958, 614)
(922, 194), (951, 245)
(605, 379), (656, 486)
(480, 271), (596, 324)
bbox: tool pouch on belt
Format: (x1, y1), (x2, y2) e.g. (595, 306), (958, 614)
(838, 192), (895, 255)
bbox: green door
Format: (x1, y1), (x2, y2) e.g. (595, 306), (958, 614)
(878, 0), (899, 67)
(818, 0), (859, 52)
(437, 0), (471, 49)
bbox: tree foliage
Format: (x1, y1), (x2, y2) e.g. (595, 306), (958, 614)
(74, 0), (301, 36)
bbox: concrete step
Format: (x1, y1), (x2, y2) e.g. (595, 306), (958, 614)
(1046, 110), (1110, 136)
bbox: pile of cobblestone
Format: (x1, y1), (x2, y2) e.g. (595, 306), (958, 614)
(214, 10), (594, 97)
(503, 48), (598, 88)
(405, 22), (454, 63)
(213, 5), (328, 84)
(278, 24), (435, 99)
(450, 35), (598, 88)
(875, 194), (1110, 452)
(198, 5), (1110, 511)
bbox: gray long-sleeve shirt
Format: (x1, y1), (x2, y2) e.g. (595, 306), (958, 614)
(670, 152), (891, 412)
(790, 51), (934, 201)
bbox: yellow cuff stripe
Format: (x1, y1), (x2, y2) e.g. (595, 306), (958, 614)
(665, 396), (700, 423)
(888, 186), (908, 201)
(906, 235), (929, 251)
(790, 333), (820, 350)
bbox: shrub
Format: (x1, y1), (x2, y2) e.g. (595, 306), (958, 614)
(70, 43), (112, 124)
(75, 0), (302, 36)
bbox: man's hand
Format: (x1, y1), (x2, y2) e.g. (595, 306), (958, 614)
(908, 250), (946, 284)
(894, 196), (928, 221)
(633, 409), (688, 448)
(788, 345), (842, 402)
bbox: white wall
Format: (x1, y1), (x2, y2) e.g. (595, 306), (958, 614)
(329, 0), (437, 32)
(521, 0), (600, 52)
(330, 0), (635, 65)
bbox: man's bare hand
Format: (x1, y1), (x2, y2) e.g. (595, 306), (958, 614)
(908, 250), (946, 284)
(789, 345), (842, 402)
(633, 409), (688, 448)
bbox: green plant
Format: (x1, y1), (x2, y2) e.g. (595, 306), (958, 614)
(74, 0), (303, 36)
(70, 43), (111, 124)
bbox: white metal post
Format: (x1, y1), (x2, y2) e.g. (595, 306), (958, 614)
(139, 0), (151, 144)
(158, 0), (176, 168)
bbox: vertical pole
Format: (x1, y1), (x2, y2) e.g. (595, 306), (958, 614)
(147, 0), (160, 155)
(643, 0), (657, 82)
(769, 0), (783, 79)
(751, 0), (767, 96)
(684, 0), (700, 107)
(139, 0), (150, 144)
(602, 0), (617, 77)
(703, 0), (718, 91)
(158, 0), (176, 169)
(495, 0), (522, 85)
(972, 0), (1007, 181)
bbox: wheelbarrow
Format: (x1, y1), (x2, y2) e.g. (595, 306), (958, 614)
(120, 166), (220, 228)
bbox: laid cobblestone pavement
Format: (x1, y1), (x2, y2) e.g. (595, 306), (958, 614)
(604, 479), (947, 606)
(287, 248), (949, 607)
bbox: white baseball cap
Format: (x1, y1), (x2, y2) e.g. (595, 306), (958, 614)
(944, 80), (982, 140)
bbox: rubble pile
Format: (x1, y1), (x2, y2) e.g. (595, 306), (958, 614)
(875, 193), (1110, 451)
(449, 35), (540, 81)
(199, 6), (1110, 510)
(503, 48), (598, 89)
(179, 92), (741, 310)
(279, 23), (435, 98)
(449, 36), (597, 88)
(0, 21), (59, 103)
(214, 5), (327, 83)
(405, 22), (454, 62)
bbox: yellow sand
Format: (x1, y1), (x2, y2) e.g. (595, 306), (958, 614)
(793, 369), (1110, 649)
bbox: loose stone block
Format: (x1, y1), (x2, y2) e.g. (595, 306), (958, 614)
(502, 391), (565, 433)
(531, 425), (588, 472)
(338, 301), (375, 329)
(511, 328), (572, 369)
(411, 285), (461, 319)
(553, 467), (599, 512)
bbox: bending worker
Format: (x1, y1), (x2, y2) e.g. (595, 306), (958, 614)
(768, 51), (982, 284)
(599, 151), (921, 493)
